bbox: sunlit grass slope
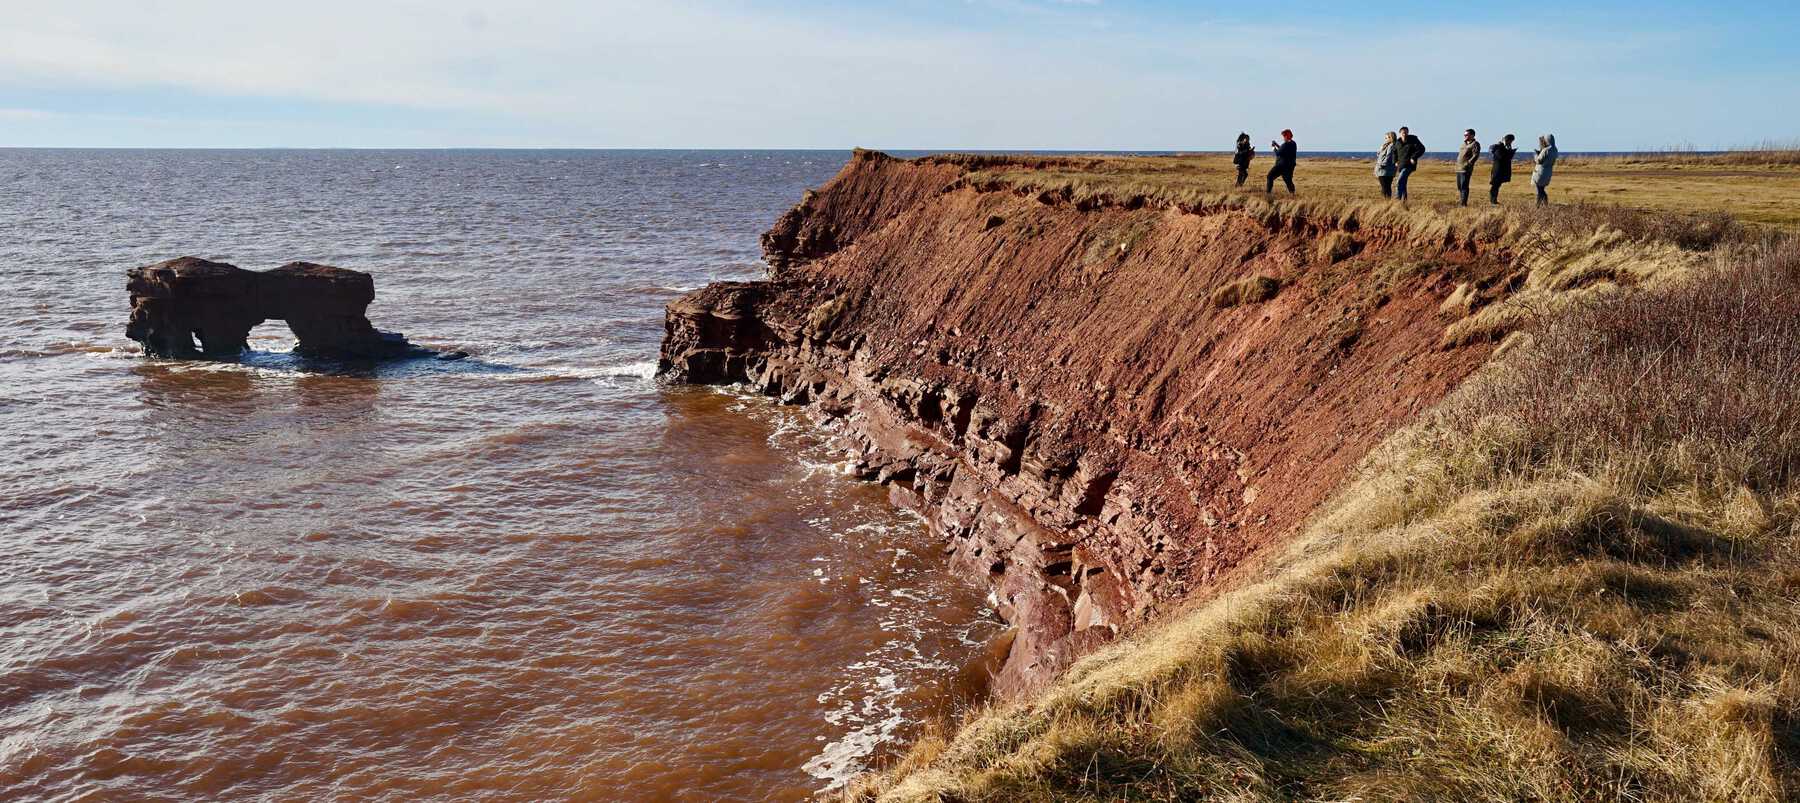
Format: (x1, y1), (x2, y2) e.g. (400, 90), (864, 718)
(847, 156), (1800, 801)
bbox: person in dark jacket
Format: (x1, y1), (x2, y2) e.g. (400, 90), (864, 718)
(1456, 129), (1481, 205)
(1266, 129), (1297, 194)
(1233, 133), (1254, 187)
(1488, 134), (1517, 204)
(1395, 126), (1424, 200)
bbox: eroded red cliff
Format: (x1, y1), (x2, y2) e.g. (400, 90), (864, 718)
(662, 151), (1502, 696)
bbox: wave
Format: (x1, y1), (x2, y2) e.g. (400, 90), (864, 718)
(803, 695), (906, 791)
(525, 360), (659, 382)
(4, 341), (133, 359)
(588, 360), (658, 380)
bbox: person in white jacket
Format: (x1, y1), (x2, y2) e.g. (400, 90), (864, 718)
(1532, 134), (1558, 206)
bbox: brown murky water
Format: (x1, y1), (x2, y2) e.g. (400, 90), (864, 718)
(0, 149), (999, 801)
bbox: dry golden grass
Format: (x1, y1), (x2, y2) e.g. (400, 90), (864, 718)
(1209, 275), (1281, 308)
(945, 151), (1779, 350)
(848, 234), (1800, 801)
(953, 152), (1800, 228)
(1614, 144), (1800, 168)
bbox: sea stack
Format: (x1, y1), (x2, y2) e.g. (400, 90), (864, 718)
(125, 257), (425, 359)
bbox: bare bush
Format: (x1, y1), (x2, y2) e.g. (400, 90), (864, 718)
(1525, 203), (1751, 252)
(1448, 238), (1800, 492)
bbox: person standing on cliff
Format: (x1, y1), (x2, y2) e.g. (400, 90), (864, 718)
(1233, 133), (1254, 187)
(1533, 134), (1559, 206)
(1375, 131), (1398, 198)
(1456, 129), (1481, 205)
(1489, 133), (1517, 204)
(1395, 126), (1425, 201)
(1266, 130), (1297, 195)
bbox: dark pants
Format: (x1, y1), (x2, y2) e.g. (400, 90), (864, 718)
(1396, 165), (1416, 199)
(1266, 163), (1295, 194)
(1489, 180), (1504, 204)
(1378, 174), (1393, 198)
(1536, 184), (1549, 205)
(1236, 165), (1248, 186)
(1456, 171), (1473, 205)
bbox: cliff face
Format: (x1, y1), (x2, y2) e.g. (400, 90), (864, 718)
(661, 151), (1501, 696)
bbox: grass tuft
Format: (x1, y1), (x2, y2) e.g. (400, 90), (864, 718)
(1315, 230), (1357, 263)
(1210, 276), (1282, 308)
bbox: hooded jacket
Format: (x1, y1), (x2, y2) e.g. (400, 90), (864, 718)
(1489, 140), (1517, 183)
(1375, 139), (1397, 177)
(1532, 135), (1559, 187)
(1233, 138), (1253, 168)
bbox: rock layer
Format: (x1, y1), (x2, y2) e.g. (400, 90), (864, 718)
(126, 257), (423, 358)
(662, 151), (1502, 696)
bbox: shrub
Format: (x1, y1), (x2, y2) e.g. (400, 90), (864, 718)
(1446, 238), (1800, 492)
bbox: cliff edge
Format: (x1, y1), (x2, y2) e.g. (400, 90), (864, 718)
(661, 150), (1514, 695)
(667, 152), (1800, 802)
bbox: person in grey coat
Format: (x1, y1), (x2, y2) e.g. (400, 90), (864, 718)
(1456, 129), (1481, 205)
(1532, 134), (1558, 206)
(1375, 131), (1398, 198)
(1488, 134), (1517, 204)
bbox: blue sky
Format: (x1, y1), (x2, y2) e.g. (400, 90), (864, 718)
(1, 0), (1796, 149)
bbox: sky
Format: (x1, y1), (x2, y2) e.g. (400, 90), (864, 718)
(1, 0), (1797, 150)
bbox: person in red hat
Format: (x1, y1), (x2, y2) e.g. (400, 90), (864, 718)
(1266, 129), (1297, 195)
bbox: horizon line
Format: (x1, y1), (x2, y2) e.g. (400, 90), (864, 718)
(0, 145), (1736, 154)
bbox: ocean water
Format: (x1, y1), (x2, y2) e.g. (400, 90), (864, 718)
(0, 149), (1000, 801)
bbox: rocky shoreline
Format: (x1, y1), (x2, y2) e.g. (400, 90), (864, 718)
(660, 150), (1503, 696)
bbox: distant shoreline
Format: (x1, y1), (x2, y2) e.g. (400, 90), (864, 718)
(0, 146), (1729, 159)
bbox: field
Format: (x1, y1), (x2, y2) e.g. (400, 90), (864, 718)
(958, 151), (1800, 229)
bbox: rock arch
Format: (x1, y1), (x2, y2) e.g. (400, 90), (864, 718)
(126, 257), (421, 358)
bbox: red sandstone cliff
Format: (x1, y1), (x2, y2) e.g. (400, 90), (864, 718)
(661, 151), (1500, 696)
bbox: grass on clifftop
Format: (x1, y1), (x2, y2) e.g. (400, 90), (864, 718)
(952, 150), (1800, 228)
(953, 149), (1781, 352)
(851, 237), (1800, 801)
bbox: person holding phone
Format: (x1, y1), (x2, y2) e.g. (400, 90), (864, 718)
(1488, 134), (1517, 204)
(1533, 134), (1558, 206)
(1233, 133), (1254, 187)
(1266, 129), (1297, 195)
